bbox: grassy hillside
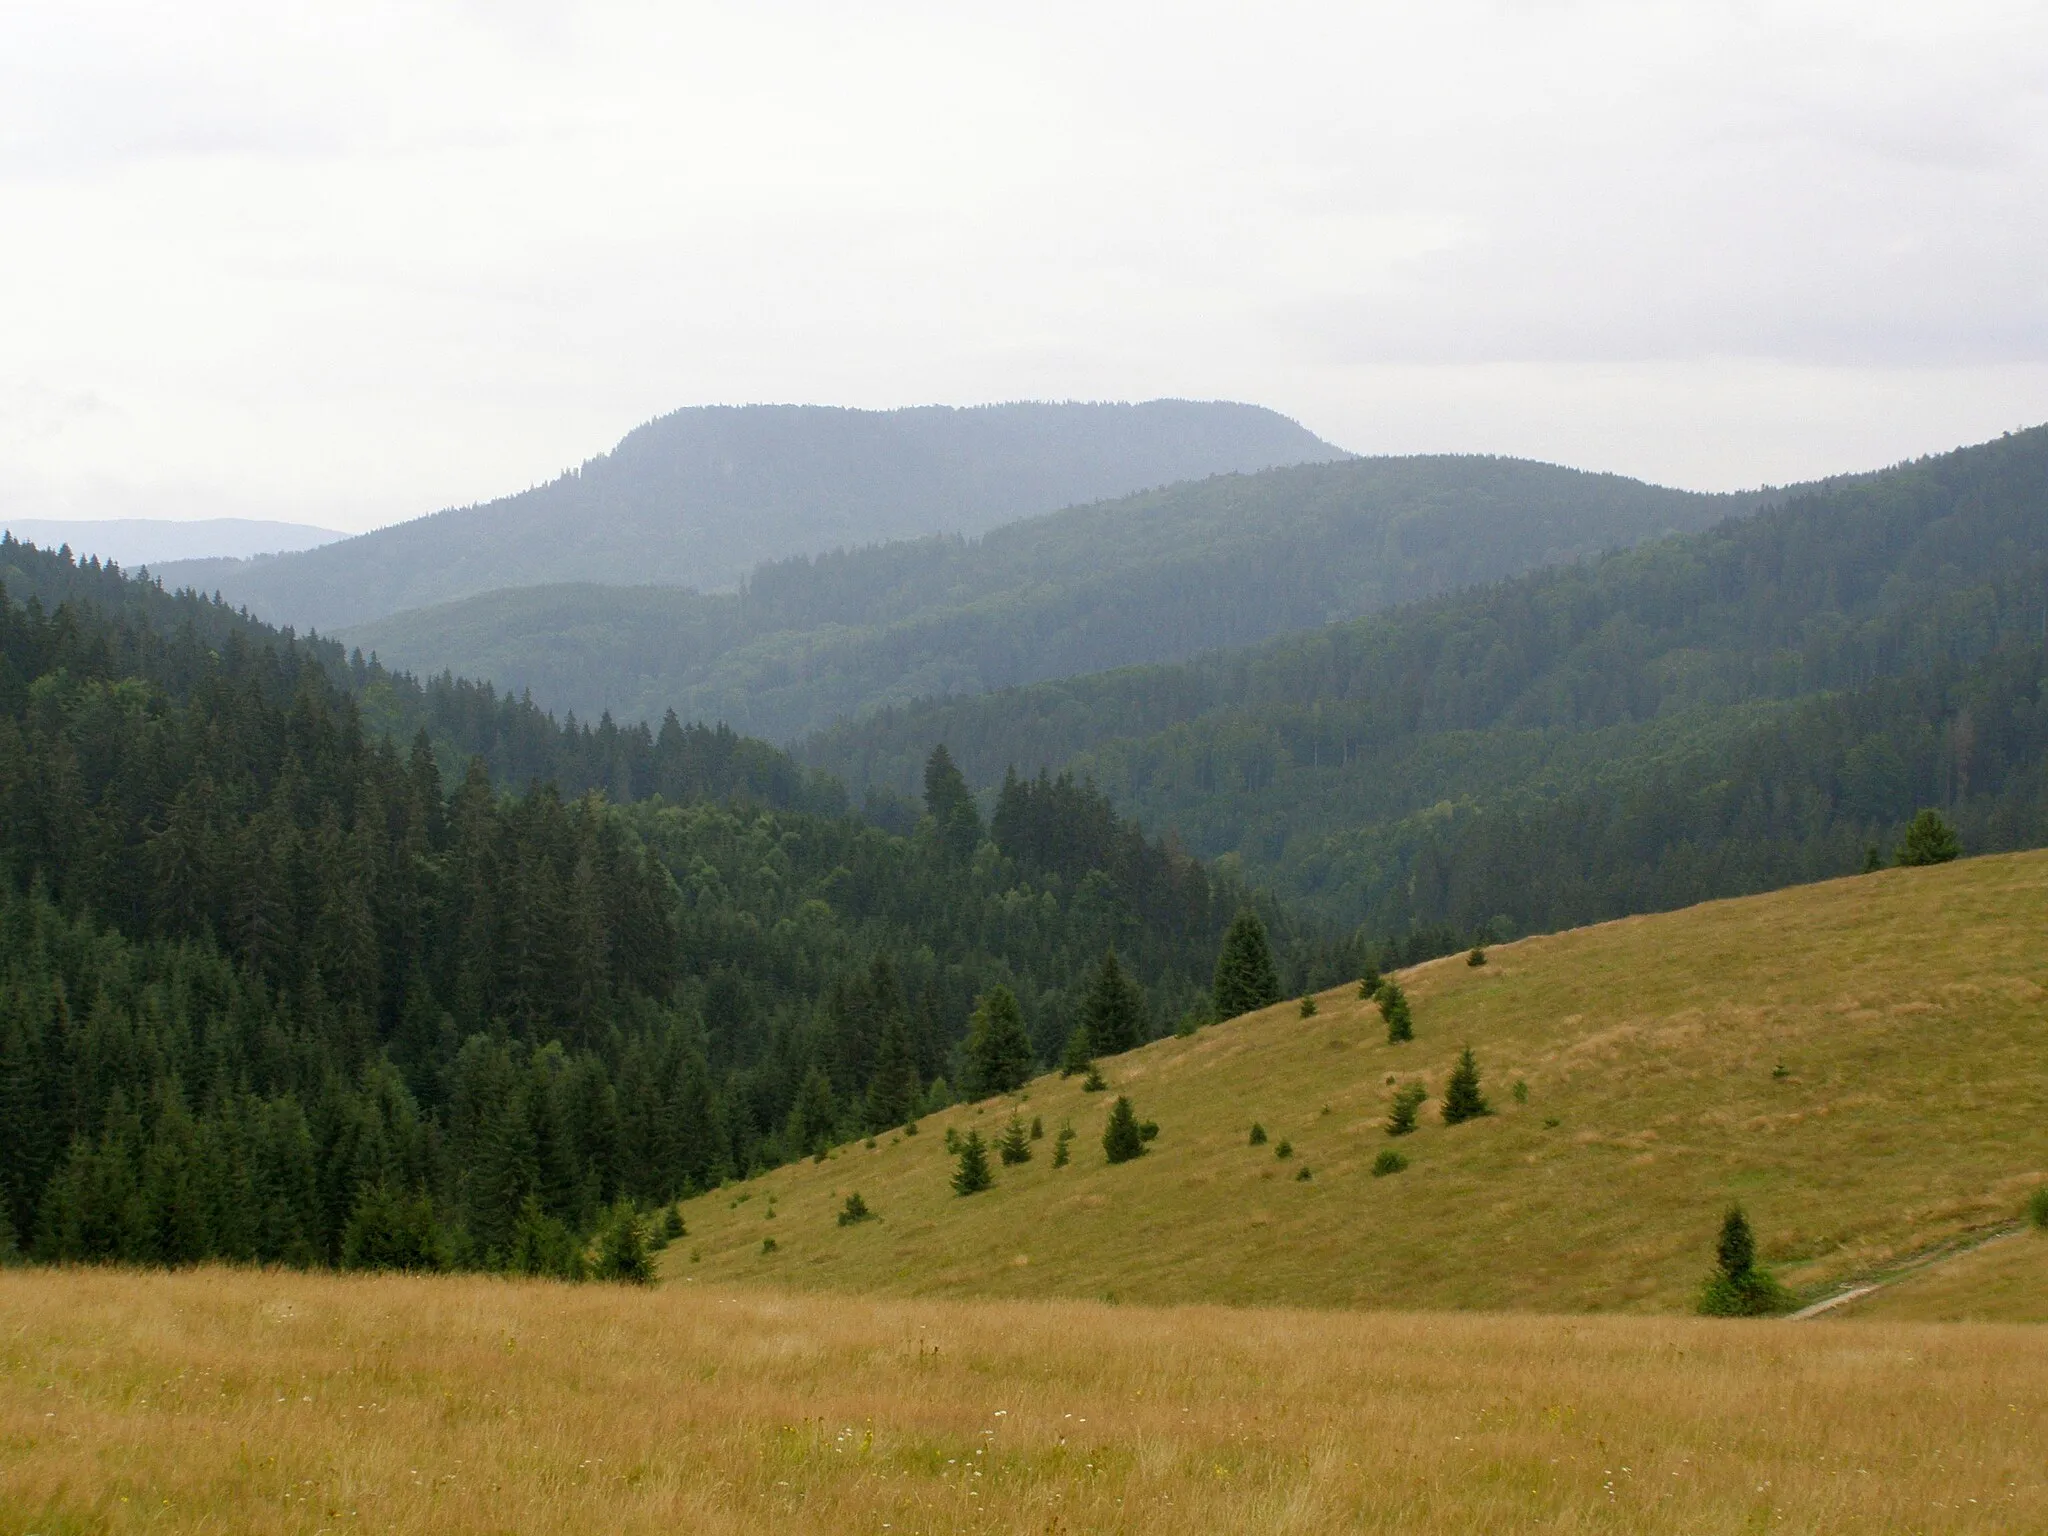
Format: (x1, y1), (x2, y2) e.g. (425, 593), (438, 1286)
(1834, 1229), (2048, 1323)
(155, 400), (1338, 632)
(339, 454), (1749, 742)
(805, 423), (2048, 932)
(6, 1266), (2045, 1536)
(673, 851), (2048, 1313)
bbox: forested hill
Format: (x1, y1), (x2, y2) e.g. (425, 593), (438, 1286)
(152, 400), (1339, 633)
(803, 425), (2048, 938)
(341, 454), (1756, 743)
(0, 534), (1343, 1274)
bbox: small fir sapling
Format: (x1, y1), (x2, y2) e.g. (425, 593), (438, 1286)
(593, 1202), (655, 1285)
(1060, 1024), (1094, 1078)
(998, 1115), (1033, 1165)
(2028, 1186), (2048, 1229)
(1030, 1115), (1044, 1139)
(1467, 947), (1487, 967)
(1511, 1079), (1529, 1104)
(1379, 982), (1414, 1043)
(761, 1237), (778, 1254)
(1385, 1081), (1426, 1136)
(1139, 1120), (1160, 1141)
(951, 1130), (995, 1195)
(1102, 1096), (1147, 1163)
(943, 1126), (961, 1153)
(1862, 845), (1883, 873)
(1082, 1064), (1107, 1092)
(663, 1207), (687, 1240)
(1696, 1206), (1792, 1315)
(1295, 1166), (1313, 1181)
(1053, 1124), (1075, 1167)
(1358, 963), (1382, 1001)
(1274, 1139), (1293, 1160)
(837, 1192), (875, 1226)
(1298, 994), (1318, 1018)
(1248, 1122), (1268, 1145)
(1440, 1047), (1491, 1124)
(1894, 808), (1962, 867)
(1372, 1149), (1408, 1176)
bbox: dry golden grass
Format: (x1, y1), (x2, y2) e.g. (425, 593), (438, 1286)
(4, 1264), (2047, 1534)
(675, 852), (2048, 1313)
(1835, 1229), (2048, 1323)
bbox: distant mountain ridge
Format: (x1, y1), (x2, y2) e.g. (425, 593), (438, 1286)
(341, 454), (1756, 742)
(0, 517), (343, 566)
(155, 400), (1341, 632)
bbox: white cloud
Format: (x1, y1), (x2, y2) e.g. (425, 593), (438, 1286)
(2, 0), (2045, 526)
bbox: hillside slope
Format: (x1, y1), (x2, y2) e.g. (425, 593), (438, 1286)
(341, 454), (1750, 741)
(671, 851), (2048, 1314)
(154, 400), (1339, 632)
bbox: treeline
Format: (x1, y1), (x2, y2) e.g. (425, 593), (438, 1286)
(0, 538), (1334, 1271)
(803, 426), (2048, 934)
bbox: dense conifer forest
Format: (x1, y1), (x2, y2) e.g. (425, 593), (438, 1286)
(806, 427), (2048, 935)
(0, 536), (1342, 1272)
(342, 453), (1752, 742)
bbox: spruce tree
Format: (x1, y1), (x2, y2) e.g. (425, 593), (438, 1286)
(787, 1065), (839, 1157)
(1439, 1047), (1491, 1124)
(1213, 910), (1281, 1020)
(1894, 808), (1962, 867)
(923, 745), (983, 860)
(1102, 1096), (1146, 1164)
(1081, 949), (1146, 1055)
(593, 1201), (655, 1284)
(1298, 994), (1318, 1018)
(951, 1130), (995, 1195)
(1060, 1023), (1094, 1078)
(1385, 1081), (1426, 1137)
(1052, 1130), (1071, 1168)
(998, 1115), (1032, 1165)
(965, 985), (1034, 1096)
(1358, 964), (1382, 1001)
(837, 1192), (874, 1226)
(1379, 981), (1414, 1044)
(865, 1006), (921, 1131)
(1697, 1205), (1792, 1315)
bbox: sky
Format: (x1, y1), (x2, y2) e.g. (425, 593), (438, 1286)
(3, 0), (2046, 533)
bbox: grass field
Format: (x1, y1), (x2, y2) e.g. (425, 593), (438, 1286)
(4, 1265), (2046, 1535)
(673, 852), (2048, 1313)
(1833, 1228), (2048, 1323)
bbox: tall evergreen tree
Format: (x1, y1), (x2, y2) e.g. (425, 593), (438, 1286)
(1102, 1095), (1146, 1164)
(786, 1065), (838, 1157)
(1212, 910), (1281, 1020)
(951, 1129), (994, 1195)
(1081, 948), (1146, 1055)
(1059, 1023), (1094, 1078)
(865, 1006), (921, 1131)
(1379, 981), (1414, 1043)
(1439, 1047), (1491, 1124)
(923, 744), (982, 859)
(965, 985), (1034, 1096)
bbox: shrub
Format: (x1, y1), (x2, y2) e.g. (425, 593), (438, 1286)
(1372, 1149), (1408, 1177)
(1385, 1081), (1426, 1137)
(1053, 1124), (1074, 1168)
(1082, 1065), (1107, 1092)
(1511, 1079), (1529, 1105)
(1696, 1206), (1793, 1316)
(1440, 1047), (1491, 1125)
(998, 1115), (1033, 1165)
(1379, 982), (1414, 1044)
(1298, 994), (1318, 1018)
(1248, 1122), (1268, 1146)
(1030, 1115), (1044, 1139)
(1103, 1096), (1147, 1164)
(1294, 1166), (1313, 1181)
(1894, 808), (1961, 867)
(943, 1126), (961, 1153)
(1466, 947), (1487, 967)
(903, 1119), (919, 1136)
(761, 1237), (778, 1255)
(1358, 965), (1382, 1001)
(837, 1193), (875, 1227)
(1274, 1139), (1293, 1160)
(1138, 1120), (1159, 1141)
(951, 1130), (995, 1195)
(2029, 1186), (2048, 1229)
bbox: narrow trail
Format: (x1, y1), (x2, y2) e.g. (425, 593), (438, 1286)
(1787, 1224), (2026, 1320)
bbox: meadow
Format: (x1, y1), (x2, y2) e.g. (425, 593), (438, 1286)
(673, 852), (2048, 1314)
(4, 1264), (2046, 1535)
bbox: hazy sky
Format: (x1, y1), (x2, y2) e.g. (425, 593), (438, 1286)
(5, 0), (2046, 531)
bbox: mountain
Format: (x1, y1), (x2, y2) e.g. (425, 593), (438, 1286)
(673, 850), (2048, 1314)
(340, 454), (1758, 743)
(152, 400), (1342, 633)
(0, 517), (343, 565)
(801, 425), (2048, 934)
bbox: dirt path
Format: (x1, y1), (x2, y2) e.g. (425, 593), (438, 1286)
(1787, 1224), (2025, 1320)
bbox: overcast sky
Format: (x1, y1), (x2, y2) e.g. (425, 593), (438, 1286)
(4, 0), (2046, 531)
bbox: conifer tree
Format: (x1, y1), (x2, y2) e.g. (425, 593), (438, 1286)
(787, 1065), (839, 1157)
(592, 1200), (655, 1284)
(1052, 1129), (1072, 1168)
(1894, 808), (1961, 867)
(951, 1129), (994, 1195)
(923, 745), (983, 859)
(1212, 910), (1281, 1020)
(1385, 1081), (1426, 1136)
(1102, 1096), (1146, 1164)
(865, 1005), (921, 1131)
(1697, 1205), (1792, 1315)
(1358, 964), (1381, 1001)
(1439, 1047), (1491, 1124)
(998, 1115), (1032, 1165)
(965, 985), (1034, 1096)
(1379, 981), (1414, 1043)
(1060, 1023), (1094, 1078)
(1081, 949), (1146, 1055)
